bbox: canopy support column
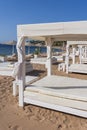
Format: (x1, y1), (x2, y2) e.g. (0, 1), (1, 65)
(46, 37), (52, 76)
(66, 44), (69, 74)
(72, 48), (75, 64)
(84, 46), (87, 58)
(79, 46), (82, 64)
(17, 37), (26, 107)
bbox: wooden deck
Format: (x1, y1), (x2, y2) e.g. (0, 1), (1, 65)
(24, 75), (87, 118)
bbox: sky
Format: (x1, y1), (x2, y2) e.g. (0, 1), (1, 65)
(0, 0), (87, 42)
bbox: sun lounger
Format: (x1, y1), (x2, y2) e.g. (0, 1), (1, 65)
(0, 56), (7, 62)
(0, 62), (33, 76)
(68, 64), (87, 74)
(30, 57), (57, 65)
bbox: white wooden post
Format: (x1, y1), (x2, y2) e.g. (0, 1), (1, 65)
(13, 81), (17, 96)
(84, 46), (87, 58)
(86, 46), (87, 58)
(66, 44), (69, 74)
(46, 37), (52, 76)
(79, 46), (82, 64)
(17, 37), (26, 107)
(72, 47), (75, 64)
(13, 76), (18, 96)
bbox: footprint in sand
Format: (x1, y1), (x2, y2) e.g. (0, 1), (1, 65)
(11, 125), (23, 130)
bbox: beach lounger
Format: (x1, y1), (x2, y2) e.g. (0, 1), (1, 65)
(0, 55), (7, 62)
(0, 62), (33, 76)
(68, 64), (87, 74)
(30, 57), (57, 65)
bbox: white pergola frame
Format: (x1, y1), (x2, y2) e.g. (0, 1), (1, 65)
(66, 41), (87, 73)
(13, 21), (87, 117)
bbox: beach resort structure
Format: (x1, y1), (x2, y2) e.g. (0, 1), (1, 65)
(13, 21), (87, 118)
(65, 41), (87, 74)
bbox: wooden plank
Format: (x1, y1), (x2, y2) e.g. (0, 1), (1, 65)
(24, 91), (87, 118)
(24, 91), (87, 110)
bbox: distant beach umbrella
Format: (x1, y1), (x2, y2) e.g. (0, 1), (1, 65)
(30, 40), (45, 53)
(25, 39), (45, 54)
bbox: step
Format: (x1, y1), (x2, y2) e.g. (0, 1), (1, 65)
(24, 91), (87, 118)
(24, 91), (87, 111)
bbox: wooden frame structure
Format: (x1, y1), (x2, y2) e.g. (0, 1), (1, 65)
(13, 21), (87, 118)
(66, 41), (87, 74)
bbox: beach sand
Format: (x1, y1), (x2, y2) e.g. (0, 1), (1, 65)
(0, 63), (87, 130)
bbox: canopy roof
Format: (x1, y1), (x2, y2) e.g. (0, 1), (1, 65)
(67, 41), (87, 46)
(17, 21), (87, 41)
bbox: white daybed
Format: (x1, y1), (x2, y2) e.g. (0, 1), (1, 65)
(68, 64), (87, 74)
(81, 58), (87, 63)
(65, 41), (87, 74)
(0, 62), (33, 76)
(0, 55), (7, 62)
(12, 21), (87, 118)
(30, 57), (57, 65)
(52, 55), (64, 61)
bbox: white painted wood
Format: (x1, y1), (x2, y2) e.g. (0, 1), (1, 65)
(24, 75), (87, 117)
(15, 21), (87, 117)
(17, 37), (26, 107)
(46, 37), (52, 76)
(30, 57), (57, 66)
(72, 48), (75, 64)
(69, 64), (87, 74)
(58, 63), (66, 72)
(84, 46), (87, 58)
(26, 75), (87, 101)
(79, 46), (82, 64)
(66, 44), (69, 73)
(0, 70), (12, 76)
(86, 46), (87, 58)
(17, 21), (87, 41)
(0, 56), (7, 62)
(13, 81), (17, 96)
(24, 93), (87, 118)
(13, 76), (18, 96)
(67, 41), (87, 46)
(13, 75), (38, 96)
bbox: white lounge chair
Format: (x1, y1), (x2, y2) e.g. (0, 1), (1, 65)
(0, 55), (7, 62)
(0, 62), (33, 76)
(68, 64), (87, 74)
(30, 57), (57, 65)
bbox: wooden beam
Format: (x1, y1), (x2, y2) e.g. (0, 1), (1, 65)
(66, 43), (69, 73)
(72, 48), (75, 64)
(46, 37), (52, 76)
(24, 98), (87, 118)
(17, 37), (26, 107)
(79, 45), (82, 64)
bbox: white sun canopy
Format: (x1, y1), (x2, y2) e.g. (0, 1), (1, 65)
(17, 21), (87, 41)
(14, 21), (87, 78)
(13, 20), (87, 107)
(67, 41), (87, 46)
